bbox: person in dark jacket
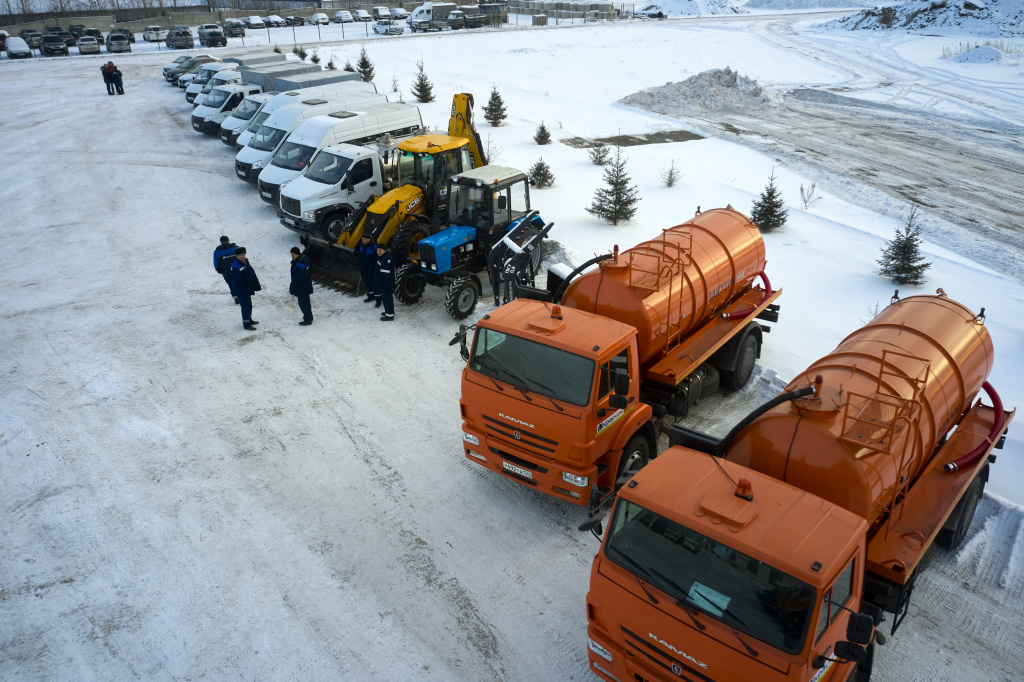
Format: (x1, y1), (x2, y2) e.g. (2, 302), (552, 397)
(374, 244), (396, 321)
(213, 236), (238, 302)
(101, 63), (114, 95)
(356, 233), (378, 301)
(109, 63), (124, 95)
(228, 247), (261, 330)
(289, 246), (314, 326)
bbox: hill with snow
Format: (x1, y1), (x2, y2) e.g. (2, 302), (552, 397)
(823, 0), (1024, 36)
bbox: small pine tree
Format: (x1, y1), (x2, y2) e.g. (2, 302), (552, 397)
(327, 59), (337, 70)
(356, 45), (375, 83)
(483, 86), (507, 127)
(529, 157), (554, 189)
(588, 144), (610, 165)
(878, 206), (931, 285)
(411, 58), (435, 103)
(343, 59), (356, 73)
(659, 160), (680, 188)
(750, 168), (788, 233)
(391, 73), (400, 94)
(310, 48), (321, 65)
(534, 120), (551, 145)
(295, 45), (308, 60)
(273, 44), (281, 54)
(586, 146), (641, 226)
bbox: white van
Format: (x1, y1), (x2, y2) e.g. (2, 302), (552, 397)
(390, 7), (410, 20)
(408, 3), (457, 26)
(257, 103), (423, 204)
(235, 89), (390, 183)
(193, 68), (244, 108)
(334, 11), (353, 23)
(192, 84), (265, 134)
(234, 81), (381, 150)
(220, 92), (277, 146)
(310, 12), (330, 25)
(373, 6), (391, 19)
(185, 62), (234, 104)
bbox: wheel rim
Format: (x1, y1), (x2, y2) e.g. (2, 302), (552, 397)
(327, 215), (349, 241)
(737, 343), (756, 384)
(457, 286), (475, 312)
(405, 275), (425, 298)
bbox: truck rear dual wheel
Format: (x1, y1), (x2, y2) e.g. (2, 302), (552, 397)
(395, 262), (426, 304)
(937, 469), (986, 550)
(445, 274), (479, 320)
(723, 333), (758, 391)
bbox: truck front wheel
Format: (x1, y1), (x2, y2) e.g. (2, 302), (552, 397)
(322, 209), (353, 242)
(616, 435), (650, 489)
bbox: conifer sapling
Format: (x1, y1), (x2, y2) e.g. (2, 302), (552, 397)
(411, 58), (435, 103)
(750, 168), (788, 232)
(878, 206), (931, 285)
(586, 146), (641, 225)
(356, 45), (375, 83)
(534, 120), (551, 145)
(483, 86), (508, 127)
(529, 157), (554, 189)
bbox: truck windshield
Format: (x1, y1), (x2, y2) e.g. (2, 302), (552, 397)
(273, 142), (316, 171)
(204, 89), (230, 109)
(194, 70), (214, 85)
(305, 152), (353, 185)
(250, 126), (287, 152)
(448, 184), (490, 227)
(233, 99), (262, 121)
(604, 499), (816, 655)
(469, 328), (594, 407)
(398, 150), (431, 188)
(247, 111), (271, 133)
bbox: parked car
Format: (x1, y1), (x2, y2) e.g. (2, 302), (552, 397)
(244, 16), (265, 29)
(285, 16), (305, 26)
(0, 31), (6, 51)
(162, 54), (192, 77)
(390, 7), (410, 20)
(40, 34), (69, 56)
(165, 55), (215, 83)
(77, 36), (101, 54)
(266, 15), (286, 27)
(200, 29), (227, 47)
(310, 12), (330, 25)
(83, 28), (104, 41)
(143, 26), (168, 42)
(106, 33), (132, 53)
(171, 24), (190, 33)
(44, 25), (62, 35)
(58, 31), (76, 47)
(166, 29), (195, 50)
(197, 24), (220, 39)
(223, 20), (246, 37)
(111, 27), (135, 43)
(353, 9), (373, 21)
(334, 11), (353, 23)
(68, 24), (86, 38)
(373, 19), (404, 35)
(6, 36), (32, 59)
(20, 29), (43, 48)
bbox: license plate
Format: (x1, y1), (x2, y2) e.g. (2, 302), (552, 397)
(503, 461), (532, 479)
(193, 123), (200, 130)
(261, 191), (271, 199)
(236, 169), (245, 177)
(283, 218), (295, 226)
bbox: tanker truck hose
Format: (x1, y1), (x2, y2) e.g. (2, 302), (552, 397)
(722, 271), (773, 321)
(944, 381), (1005, 473)
(715, 386), (816, 459)
(552, 253), (616, 304)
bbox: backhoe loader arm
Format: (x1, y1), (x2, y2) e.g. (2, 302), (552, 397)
(448, 93), (487, 168)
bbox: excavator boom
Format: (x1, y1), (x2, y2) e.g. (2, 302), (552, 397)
(449, 93), (487, 168)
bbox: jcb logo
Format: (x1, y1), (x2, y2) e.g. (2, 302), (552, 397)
(406, 196), (421, 212)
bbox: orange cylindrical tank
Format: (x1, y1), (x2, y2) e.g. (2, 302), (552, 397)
(561, 208), (767, 368)
(725, 293), (993, 527)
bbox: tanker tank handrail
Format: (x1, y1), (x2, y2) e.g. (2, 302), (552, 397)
(944, 381), (1005, 473)
(717, 385), (816, 459)
(552, 253), (616, 304)
(721, 271), (772, 321)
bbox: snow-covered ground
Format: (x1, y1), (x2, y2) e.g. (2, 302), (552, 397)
(2, 10), (1023, 681)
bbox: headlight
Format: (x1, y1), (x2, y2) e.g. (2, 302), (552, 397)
(251, 160), (263, 170)
(463, 432), (479, 446)
(563, 471), (589, 488)
(204, 115), (212, 122)
(302, 211), (315, 221)
(467, 450), (486, 461)
(588, 638), (613, 662)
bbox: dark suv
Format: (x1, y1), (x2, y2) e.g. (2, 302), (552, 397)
(200, 29), (227, 47)
(68, 24), (86, 38)
(41, 34), (69, 56)
(111, 27), (135, 43)
(223, 20), (246, 37)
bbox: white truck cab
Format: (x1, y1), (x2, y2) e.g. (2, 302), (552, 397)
(257, 103), (422, 204)
(192, 84), (265, 135)
(193, 68), (243, 107)
(278, 142), (397, 237)
(235, 90), (389, 183)
(185, 62), (234, 104)
(220, 92), (276, 146)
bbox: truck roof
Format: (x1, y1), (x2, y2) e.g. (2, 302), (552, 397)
(478, 298), (637, 362)
(454, 165), (526, 186)
(399, 134), (466, 154)
(623, 447), (868, 587)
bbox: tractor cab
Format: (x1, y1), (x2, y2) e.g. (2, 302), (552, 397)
(446, 166), (531, 234)
(396, 135), (475, 229)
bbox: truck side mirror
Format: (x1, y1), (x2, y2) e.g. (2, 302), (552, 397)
(613, 369), (629, 395)
(845, 613), (874, 645)
(609, 395), (627, 409)
(497, 195), (507, 211)
(834, 641), (867, 664)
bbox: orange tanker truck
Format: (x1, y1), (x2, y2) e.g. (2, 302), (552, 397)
(583, 291), (1014, 682)
(454, 208), (781, 506)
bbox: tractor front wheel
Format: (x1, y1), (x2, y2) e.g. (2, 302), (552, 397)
(445, 274), (479, 320)
(395, 262), (427, 305)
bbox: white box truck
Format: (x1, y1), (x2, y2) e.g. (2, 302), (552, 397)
(185, 62), (236, 104)
(192, 84), (266, 134)
(233, 81), (381, 149)
(219, 92), (277, 146)
(235, 90), (390, 183)
(256, 103), (423, 204)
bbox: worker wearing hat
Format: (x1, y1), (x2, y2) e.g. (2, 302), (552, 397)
(374, 243), (396, 322)
(356, 233), (378, 302)
(289, 247), (314, 326)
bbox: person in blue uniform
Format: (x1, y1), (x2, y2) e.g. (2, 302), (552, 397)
(213, 236), (238, 301)
(357, 233), (378, 301)
(374, 244), (395, 322)
(228, 247), (261, 330)
(289, 246), (314, 326)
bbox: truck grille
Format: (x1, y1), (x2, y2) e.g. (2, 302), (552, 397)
(219, 127), (232, 144)
(281, 196), (301, 217)
(235, 161), (252, 181)
(258, 181), (280, 205)
(482, 414), (558, 454)
(191, 115), (202, 131)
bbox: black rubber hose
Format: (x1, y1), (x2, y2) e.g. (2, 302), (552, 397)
(552, 253), (615, 304)
(716, 387), (816, 458)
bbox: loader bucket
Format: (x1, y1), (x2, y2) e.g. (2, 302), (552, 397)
(303, 236), (363, 294)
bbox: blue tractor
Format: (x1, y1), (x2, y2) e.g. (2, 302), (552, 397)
(394, 165), (552, 319)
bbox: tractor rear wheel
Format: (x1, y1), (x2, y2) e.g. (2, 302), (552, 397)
(510, 225), (543, 278)
(445, 274), (479, 320)
(395, 262), (427, 305)
(322, 209), (353, 243)
(391, 218), (431, 264)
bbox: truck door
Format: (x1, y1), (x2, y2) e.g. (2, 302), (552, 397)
(346, 157), (378, 202)
(811, 558), (856, 671)
(595, 348), (631, 445)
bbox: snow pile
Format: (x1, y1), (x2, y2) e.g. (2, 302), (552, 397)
(620, 67), (776, 117)
(637, 0), (732, 17)
(822, 0), (1024, 36)
(950, 43), (1005, 59)
(743, 0), (877, 9)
